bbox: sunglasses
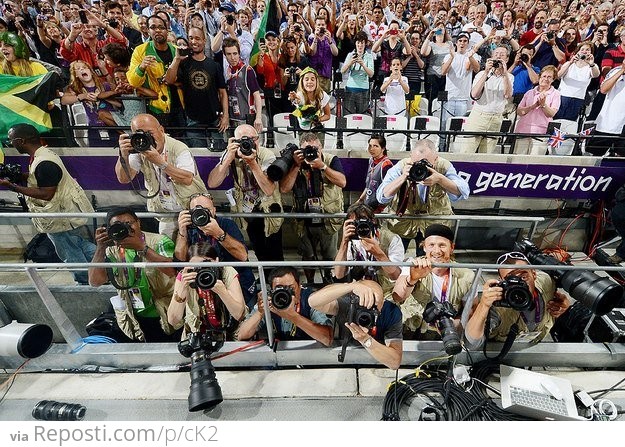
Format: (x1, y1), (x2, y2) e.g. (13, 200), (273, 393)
(189, 193), (213, 201)
(496, 251), (529, 265)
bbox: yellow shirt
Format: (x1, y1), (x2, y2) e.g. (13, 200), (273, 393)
(0, 60), (48, 76)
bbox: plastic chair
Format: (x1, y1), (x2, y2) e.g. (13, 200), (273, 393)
(446, 116), (468, 153)
(409, 115), (440, 147)
(380, 115), (408, 151)
(70, 103), (89, 147)
(272, 113), (296, 150)
(343, 114), (374, 150)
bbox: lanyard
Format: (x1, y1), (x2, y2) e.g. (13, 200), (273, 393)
(439, 272), (450, 303)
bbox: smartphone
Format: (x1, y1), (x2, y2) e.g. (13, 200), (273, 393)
(495, 30), (506, 37)
(79, 10), (88, 24)
(349, 14), (357, 20)
(434, 29), (443, 35)
(259, 38), (265, 46)
(389, 29), (399, 35)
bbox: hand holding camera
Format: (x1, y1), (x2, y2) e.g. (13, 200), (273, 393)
(94, 226), (113, 248)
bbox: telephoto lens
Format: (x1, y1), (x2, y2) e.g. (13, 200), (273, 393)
(423, 301), (462, 355)
(32, 400), (86, 421)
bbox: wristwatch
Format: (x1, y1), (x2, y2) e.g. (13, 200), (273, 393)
(363, 337), (373, 349)
(216, 231), (227, 242)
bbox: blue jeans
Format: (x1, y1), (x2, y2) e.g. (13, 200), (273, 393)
(186, 118), (225, 151)
(441, 99), (469, 133)
(47, 226), (96, 284)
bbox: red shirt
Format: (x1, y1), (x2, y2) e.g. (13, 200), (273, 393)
(255, 53), (281, 89)
(60, 36), (128, 78)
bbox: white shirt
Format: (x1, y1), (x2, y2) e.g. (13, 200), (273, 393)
(596, 67), (625, 134)
(462, 21), (492, 47)
(383, 75), (408, 115)
(348, 234), (405, 264)
(471, 70), (514, 114)
(558, 63), (593, 99)
(129, 148), (195, 212)
(364, 21), (388, 43)
(444, 51), (479, 100)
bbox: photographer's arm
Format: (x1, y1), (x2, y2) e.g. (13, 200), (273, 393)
(236, 305), (264, 340)
(142, 148), (194, 186)
(213, 277), (246, 321)
(333, 221), (352, 280)
(464, 280), (502, 348)
(115, 139), (138, 183)
(367, 338), (402, 370)
(88, 227), (110, 287)
(207, 141), (237, 188)
(167, 276), (189, 327)
(379, 162), (409, 202)
(308, 283), (355, 315)
(279, 162), (300, 194)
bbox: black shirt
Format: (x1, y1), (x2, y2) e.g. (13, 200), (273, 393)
(177, 56), (226, 123)
(156, 47), (183, 112)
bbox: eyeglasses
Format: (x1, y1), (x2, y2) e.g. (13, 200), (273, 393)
(149, 25), (167, 31)
(496, 251), (529, 265)
(189, 192), (213, 201)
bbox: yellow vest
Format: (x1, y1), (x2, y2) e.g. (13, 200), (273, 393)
(231, 146), (283, 236)
(401, 267), (475, 333)
(385, 157), (454, 238)
(26, 146), (93, 233)
(139, 135), (208, 213)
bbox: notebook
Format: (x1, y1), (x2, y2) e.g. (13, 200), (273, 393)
(499, 365), (586, 421)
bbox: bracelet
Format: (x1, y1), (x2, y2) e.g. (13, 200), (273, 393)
(406, 277), (417, 287)
(138, 245), (149, 257)
(320, 164), (327, 172)
(173, 292), (186, 304)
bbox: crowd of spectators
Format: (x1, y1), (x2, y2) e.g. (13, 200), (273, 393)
(1, 0), (625, 155)
(1, 0), (625, 369)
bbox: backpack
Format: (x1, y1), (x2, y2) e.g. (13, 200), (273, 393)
(24, 233), (62, 263)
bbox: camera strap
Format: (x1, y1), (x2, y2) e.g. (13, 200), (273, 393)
(481, 311), (519, 362)
(117, 147), (161, 200)
(106, 247), (142, 291)
(396, 181), (417, 216)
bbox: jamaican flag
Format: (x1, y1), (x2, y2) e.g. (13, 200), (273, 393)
(0, 72), (62, 140)
(250, 0), (280, 67)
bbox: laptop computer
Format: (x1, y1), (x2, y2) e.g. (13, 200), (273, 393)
(499, 365), (587, 421)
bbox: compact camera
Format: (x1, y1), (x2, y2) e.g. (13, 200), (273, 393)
(179, 47), (191, 57)
(491, 59), (501, 69)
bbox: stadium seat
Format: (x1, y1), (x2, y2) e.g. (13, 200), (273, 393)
(343, 114), (374, 151)
(446, 116), (468, 153)
(380, 115), (408, 151)
(550, 119), (579, 156)
(69, 103), (89, 147)
(323, 114), (337, 150)
(409, 115), (440, 147)
(272, 113), (296, 150)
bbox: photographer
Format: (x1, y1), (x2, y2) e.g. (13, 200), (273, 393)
(167, 242), (246, 340)
(462, 46), (513, 153)
(115, 113), (208, 238)
(211, 3), (253, 64)
(509, 44), (539, 105)
(0, 124), (95, 285)
(377, 139), (469, 253)
(88, 207), (182, 342)
(393, 224), (474, 339)
(340, 31), (374, 115)
(175, 192), (257, 308)
(309, 280), (403, 370)
(207, 124), (284, 263)
(307, 16), (338, 92)
(333, 203), (404, 299)
(279, 132), (346, 283)
(530, 19), (566, 70)
(463, 251), (569, 350)
(236, 266), (334, 346)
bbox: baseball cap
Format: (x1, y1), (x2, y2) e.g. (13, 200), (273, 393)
(219, 3), (236, 13)
(265, 30), (278, 38)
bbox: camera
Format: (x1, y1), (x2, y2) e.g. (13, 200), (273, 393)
(407, 159), (433, 182)
(107, 221), (132, 242)
(347, 294), (379, 330)
(303, 145), (319, 162)
(0, 163), (22, 184)
(318, 26), (326, 35)
(270, 286), (294, 310)
(179, 47), (191, 56)
(267, 143), (297, 181)
(286, 67), (298, 84)
(79, 10), (88, 24)
(129, 130), (156, 153)
(294, 25), (302, 32)
(491, 59), (501, 69)
(515, 239), (623, 315)
(520, 53), (529, 63)
(191, 265), (221, 290)
(546, 31), (555, 39)
(579, 54), (586, 60)
(37, 14), (49, 21)
(235, 136), (255, 156)
(350, 219), (375, 240)
(494, 275), (534, 311)
(108, 19), (118, 28)
(177, 332), (224, 412)
(190, 205), (211, 227)
(423, 300), (462, 355)
(32, 400), (86, 421)
(226, 14), (235, 25)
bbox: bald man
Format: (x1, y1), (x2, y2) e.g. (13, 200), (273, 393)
(207, 123), (284, 262)
(116, 113), (208, 237)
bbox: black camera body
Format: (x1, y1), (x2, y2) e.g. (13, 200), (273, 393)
(408, 159), (433, 182)
(491, 59), (501, 69)
(108, 19), (118, 28)
(129, 131), (156, 153)
(347, 294), (379, 330)
(303, 145), (319, 162)
(350, 219), (375, 240)
(520, 53), (529, 63)
(270, 286), (294, 310)
(423, 300), (462, 355)
(226, 14), (235, 25)
(107, 221), (132, 242)
(267, 143), (297, 181)
(179, 47), (191, 57)
(190, 205), (211, 227)
(0, 163), (22, 184)
(235, 136), (255, 156)
(191, 266), (221, 290)
(579, 54), (586, 60)
(546, 31), (555, 39)
(515, 239), (623, 316)
(494, 275), (534, 311)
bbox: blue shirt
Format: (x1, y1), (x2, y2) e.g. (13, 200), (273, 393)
(376, 159), (470, 205)
(512, 64), (540, 96)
